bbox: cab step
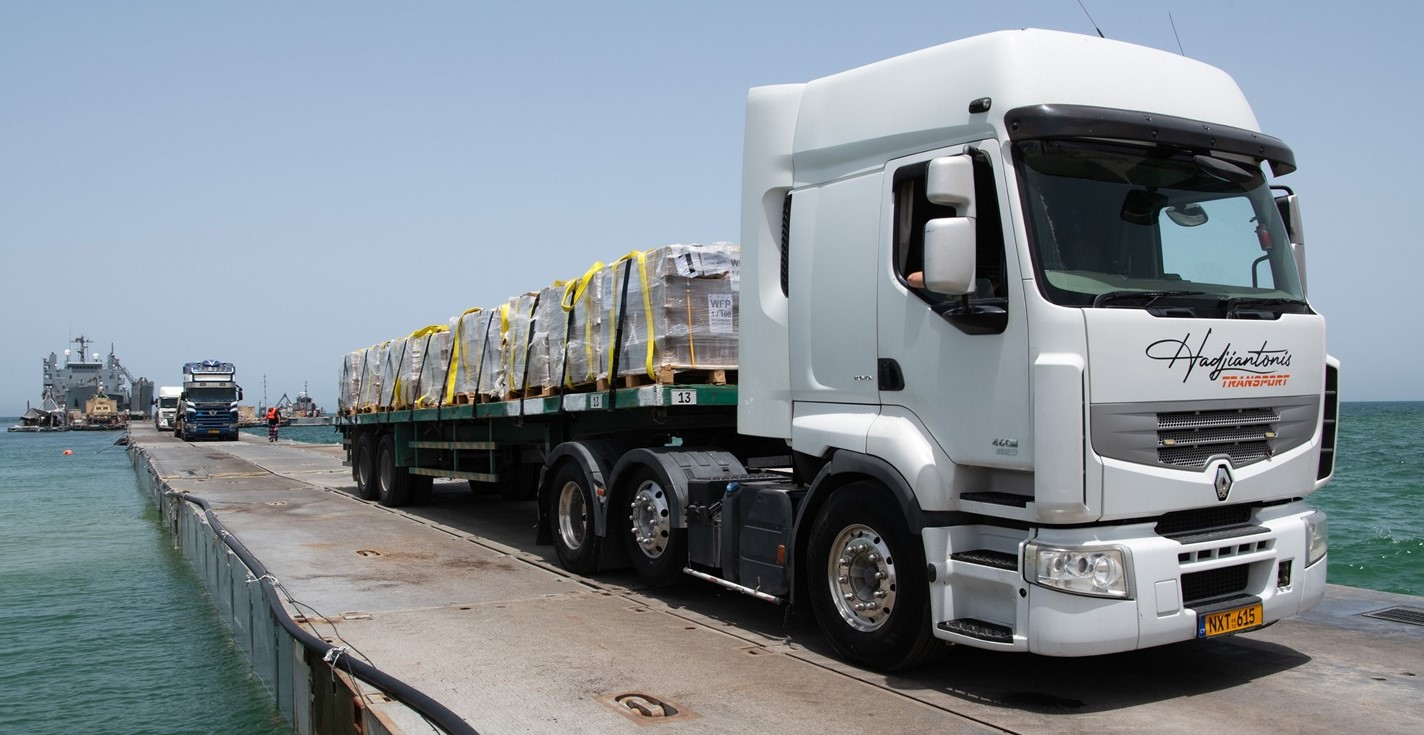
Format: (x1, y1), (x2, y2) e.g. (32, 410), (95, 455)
(950, 549), (1018, 570)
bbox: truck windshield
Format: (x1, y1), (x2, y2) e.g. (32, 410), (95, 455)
(1014, 139), (1306, 313)
(187, 387), (237, 403)
(158, 398), (179, 408)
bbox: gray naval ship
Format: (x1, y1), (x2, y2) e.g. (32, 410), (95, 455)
(35, 335), (152, 429)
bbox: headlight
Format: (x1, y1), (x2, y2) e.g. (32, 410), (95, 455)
(1305, 511), (1328, 567)
(1025, 543), (1130, 598)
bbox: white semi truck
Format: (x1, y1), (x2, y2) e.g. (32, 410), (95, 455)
(154, 385), (182, 431)
(340, 29), (1335, 669)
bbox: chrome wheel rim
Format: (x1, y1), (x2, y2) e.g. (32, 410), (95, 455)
(827, 524), (897, 632)
(628, 479), (671, 559)
(557, 480), (587, 550)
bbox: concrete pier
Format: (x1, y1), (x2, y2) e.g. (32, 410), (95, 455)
(128, 424), (1424, 735)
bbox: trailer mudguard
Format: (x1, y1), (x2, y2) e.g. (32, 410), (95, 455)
(538, 439), (629, 544)
(606, 448), (749, 532)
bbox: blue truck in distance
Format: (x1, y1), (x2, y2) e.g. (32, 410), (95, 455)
(177, 360), (243, 441)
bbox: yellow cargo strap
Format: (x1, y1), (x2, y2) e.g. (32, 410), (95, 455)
(398, 325), (446, 405)
(561, 261), (603, 387)
(610, 249), (656, 379)
(446, 307), (482, 404)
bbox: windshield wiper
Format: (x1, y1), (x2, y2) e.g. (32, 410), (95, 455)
(1220, 296), (1310, 318)
(1092, 290), (1208, 308)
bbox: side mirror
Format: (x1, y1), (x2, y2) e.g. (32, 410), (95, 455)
(926, 156), (975, 216)
(238, 388), (245, 401)
(923, 218), (977, 295)
(1275, 193), (1308, 296)
(922, 153), (979, 213)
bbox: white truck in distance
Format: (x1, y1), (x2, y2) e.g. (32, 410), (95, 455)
(340, 29), (1336, 670)
(154, 386), (181, 431)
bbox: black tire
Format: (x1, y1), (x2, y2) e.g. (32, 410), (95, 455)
(622, 467), (685, 586)
(409, 473), (434, 506)
(806, 481), (940, 671)
(354, 433), (378, 500)
(376, 434), (411, 507)
(547, 462), (600, 574)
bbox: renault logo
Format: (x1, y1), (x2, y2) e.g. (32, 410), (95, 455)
(1214, 465), (1234, 502)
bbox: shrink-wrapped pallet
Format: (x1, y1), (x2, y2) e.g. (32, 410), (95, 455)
(559, 262), (605, 388)
(602, 243), (739, 381)
(414, 327), (452, 408)
(445, 308), (495, 404)
(386, 325), (448, 408)
(378, 336), (410, 408)
(338, 350), (363, 414)
(357, 341), (391, 410)
(527, 282), (573, 392)
(503, 292), (544, 396)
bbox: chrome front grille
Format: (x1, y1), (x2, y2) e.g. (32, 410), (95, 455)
(1091, 396), (1319, 472)
(1156, 408), (1280, 469)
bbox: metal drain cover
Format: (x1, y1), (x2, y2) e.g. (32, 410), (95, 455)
(599, 692), (697, 724)
(1363, 605), (1424, 626)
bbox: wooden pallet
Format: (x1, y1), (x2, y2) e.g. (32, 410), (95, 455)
(620, 367), (734, 386)
(504, 384), (560, 401)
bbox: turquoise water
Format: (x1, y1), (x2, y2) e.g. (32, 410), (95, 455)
(1310, 401), (1424, 596)
(0, 428), (290, 735)
(0, 403), (1417, 732)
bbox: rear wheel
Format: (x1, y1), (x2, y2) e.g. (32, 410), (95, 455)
(376, 434), (411, 507)
(354, 433), (378, 500)
(623, 468), (685, 586)
(548, 462), (600, 573)
(806, 482), (940, 671)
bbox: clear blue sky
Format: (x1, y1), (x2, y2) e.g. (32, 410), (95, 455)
(2, 1), (1417, 415)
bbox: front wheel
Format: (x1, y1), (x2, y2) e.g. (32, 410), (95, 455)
(806, 482), (940, 671)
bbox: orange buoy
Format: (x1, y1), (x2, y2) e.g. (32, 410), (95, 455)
(63, 449), (74, 455)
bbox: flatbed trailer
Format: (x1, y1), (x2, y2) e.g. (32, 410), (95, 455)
(341, 383), (755, 504)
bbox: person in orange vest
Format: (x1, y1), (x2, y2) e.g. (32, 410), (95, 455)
(266, 406), (280, 442)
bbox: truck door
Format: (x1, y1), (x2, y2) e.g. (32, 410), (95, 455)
(877, 143), (1031, 472)
(787, 172), (883, 408)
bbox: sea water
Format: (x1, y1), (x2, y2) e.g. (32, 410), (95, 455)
(0, 403), (1419, 732)
(1311, 401), (1424, 596)
(0, 428), (290, 735)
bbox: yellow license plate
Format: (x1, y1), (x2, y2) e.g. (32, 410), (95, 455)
(1199, 603), (1263, 638)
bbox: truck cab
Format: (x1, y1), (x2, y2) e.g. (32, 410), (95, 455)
(178, 361), (243, 441)
(154, 386), (182, 431)
(737, 29), (1334, 664)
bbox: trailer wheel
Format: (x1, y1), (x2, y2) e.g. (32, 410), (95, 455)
(806, 482), (940, 671)
(548, 462), (600, 573)
(376, 434), (411, 507)
(354, 434), (378, 500)
(623, 468), (685, 587)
